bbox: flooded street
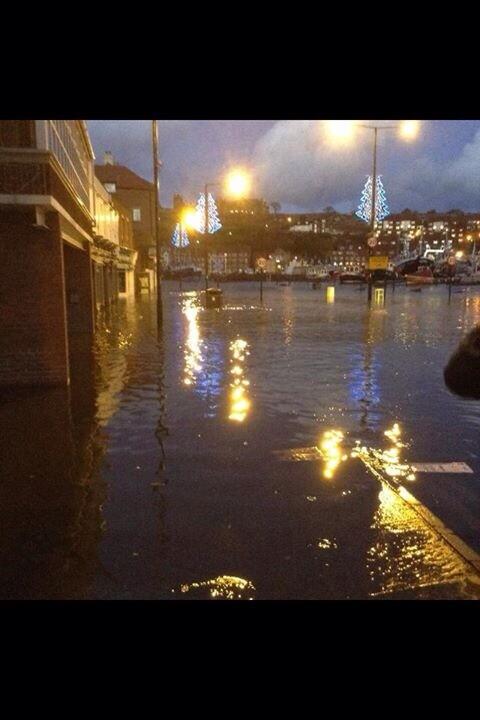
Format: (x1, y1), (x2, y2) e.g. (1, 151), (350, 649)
(2, 280), (480, 599)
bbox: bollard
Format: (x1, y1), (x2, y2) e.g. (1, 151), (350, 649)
(374, 287), (385, 306)
(205, 287), (223, 309)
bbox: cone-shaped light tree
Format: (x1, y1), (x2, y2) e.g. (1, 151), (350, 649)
(194, 192), (222, 234)
(171, 223), (189, 248)
(356, 175), (389, 224)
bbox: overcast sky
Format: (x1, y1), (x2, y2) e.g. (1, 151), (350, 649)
(87, 120), (480, 214)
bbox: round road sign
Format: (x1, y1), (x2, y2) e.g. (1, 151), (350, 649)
(256, 257), (267, 269)
(367, 236), (378, 248)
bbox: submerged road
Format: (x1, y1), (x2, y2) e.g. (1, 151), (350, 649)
(1, 281), (480, 599)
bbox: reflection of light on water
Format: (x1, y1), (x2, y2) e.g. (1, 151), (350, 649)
(367, 481), (470, 597)
(373, 287), (384, 305)
(351, 422), (416, 483)
(182, 297), (203, 387)
(229, 338), (251, 422)
(318, 538), (338, 550)
(318, 430), (348, 479)
(384, 422), (403, 445)
(326, 286), (335, 304)
(176, 575), (256, 600)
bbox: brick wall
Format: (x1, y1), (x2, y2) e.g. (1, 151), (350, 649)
(114, 187), (155, 269)
(0, 211), (70, 387)
(63, 243), (95, 334)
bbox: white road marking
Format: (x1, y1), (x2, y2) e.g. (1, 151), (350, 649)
(274, 448), (473, 474)
(412, 462), (473, 474)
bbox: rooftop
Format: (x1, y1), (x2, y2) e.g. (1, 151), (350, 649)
(95, 164), (153, 192)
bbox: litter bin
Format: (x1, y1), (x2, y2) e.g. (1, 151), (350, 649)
(205, 287), (223, 309)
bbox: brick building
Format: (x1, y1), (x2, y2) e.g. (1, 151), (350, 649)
(0, 120), (125, 388)
(95, 153), (156, 290)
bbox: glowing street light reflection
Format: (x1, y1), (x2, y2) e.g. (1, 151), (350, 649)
(229, 338), (251, 422)
(183, 297), (203, 386)
(351, 422), (416, 483)
(318, 430), (348, 479)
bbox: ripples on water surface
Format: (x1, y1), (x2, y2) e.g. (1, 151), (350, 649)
(2, 282), (480, 599)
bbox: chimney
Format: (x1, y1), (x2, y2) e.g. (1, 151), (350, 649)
(104, 151), (114, 165)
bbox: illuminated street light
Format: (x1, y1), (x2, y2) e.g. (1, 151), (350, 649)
(325, 120), (355, 142)
(399, 120), (420, 140)
(327, 120), (421, 301)
(224, 168), (251, 199)
(198, 168), (252, 291)
(182, 206), (199, 231)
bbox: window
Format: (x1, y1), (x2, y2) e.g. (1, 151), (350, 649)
(133, 208), (141, 222)
(104, 182), (116, 193)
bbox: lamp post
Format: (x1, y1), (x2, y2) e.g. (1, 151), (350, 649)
(152, 120), (162, 326)
(326, 120), (419, 302)
(200, 170), (251, 290)
(358, 124), (397, 302)
(203, 182), (219, 290)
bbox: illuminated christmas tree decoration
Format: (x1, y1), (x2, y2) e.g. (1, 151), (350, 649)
(356, 175), (389, 224)
(194, 192), (222, 234)
(171, 223), (189, 248)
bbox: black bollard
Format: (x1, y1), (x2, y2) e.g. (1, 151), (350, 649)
(260, 271), (263, 303)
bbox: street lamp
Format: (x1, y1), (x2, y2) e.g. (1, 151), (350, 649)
(152, 120), (162, 327)
(199, 168), (252, 290)
(326, 120), (420, 301)
(202, 181), (220, 290)
(175, 206), (197, 291)
(224, 168), (251, 199)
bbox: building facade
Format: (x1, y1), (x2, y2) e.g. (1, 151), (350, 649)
(95, 153), (156, 291)
(0, 120), (124, 388)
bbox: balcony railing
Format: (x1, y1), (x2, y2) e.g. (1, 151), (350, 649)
(0, 149), (93, 235)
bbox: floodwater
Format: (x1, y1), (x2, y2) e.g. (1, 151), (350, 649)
(2, 280), (480, 599)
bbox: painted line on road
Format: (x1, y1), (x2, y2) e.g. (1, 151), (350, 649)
(273, 445), (480, 579)
(412, 462), (473, 474)
(274, 447), (473, 474)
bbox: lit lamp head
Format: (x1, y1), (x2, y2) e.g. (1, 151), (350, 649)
(181, 207), (199, 231)
(399, 120), (420, 140)
(325, 120), (355, 143)
(224, 168), (251, 199)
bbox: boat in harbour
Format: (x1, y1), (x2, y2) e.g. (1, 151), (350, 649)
(339, 271), (366, 284)
(405, 275), (435, 286)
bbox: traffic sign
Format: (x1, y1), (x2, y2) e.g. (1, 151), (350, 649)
(448, 255), (456, 266)
(367, 235), (378, 248)
(368, 255), (388, 270)
(256, 257), (267, 270)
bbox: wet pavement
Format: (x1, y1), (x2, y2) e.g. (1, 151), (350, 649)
(2, 280), (480, 599)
